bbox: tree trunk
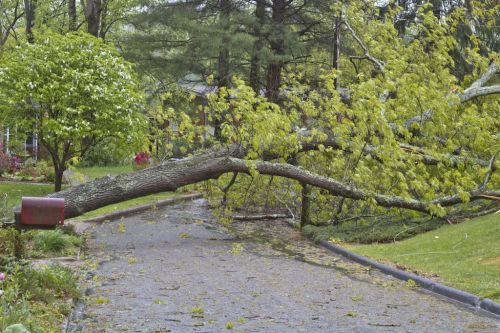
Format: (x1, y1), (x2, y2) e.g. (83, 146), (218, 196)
(249, 0), (266, 93)
(54, 168), (64, 192)
(69, 0), (77, 31)
(47, 146), (500, 219)
(332, 15), (341, 89)
(214, 0), (231, 139)
(24, 0), (36, 43)
(266, 0), (286, 102)
(99, 0), (108, 39)
(300, 183), (311, 230)
(84, 0), (101, 37)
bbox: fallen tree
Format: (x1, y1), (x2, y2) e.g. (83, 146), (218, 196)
(43, 6), (499, 222)
(49, 146), (499, 219)
(49, 58), (499, 220)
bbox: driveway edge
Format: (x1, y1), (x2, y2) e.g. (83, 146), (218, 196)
(319, 240), (500, 317)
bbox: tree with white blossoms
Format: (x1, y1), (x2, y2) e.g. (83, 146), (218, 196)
(0, 31), (146, 191)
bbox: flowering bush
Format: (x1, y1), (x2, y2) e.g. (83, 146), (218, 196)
(133, 152), (151, 170)
(0, 151), (10, 176)
(10, 155), (22, 171)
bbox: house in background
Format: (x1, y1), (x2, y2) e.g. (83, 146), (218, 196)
(1, 126), (39, 161)
(177, 73), (217, 136)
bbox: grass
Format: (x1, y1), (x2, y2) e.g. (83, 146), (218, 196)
(33, 229), (82, 254)
(0, 183), (55, 209)
(346, 214), (500, 301)
(74, 164), (133, 179)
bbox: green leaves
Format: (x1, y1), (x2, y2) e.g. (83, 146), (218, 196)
(0, 31), (147, 185)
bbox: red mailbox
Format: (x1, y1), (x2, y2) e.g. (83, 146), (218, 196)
(20, 197), (65, 227)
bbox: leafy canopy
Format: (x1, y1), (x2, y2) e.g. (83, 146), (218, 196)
(195, 6), (499, 220)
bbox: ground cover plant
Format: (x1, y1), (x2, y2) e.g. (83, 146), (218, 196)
(0, 263), (81, 332)
(0, 219), (83, 332)
(346, 213), (500, 302)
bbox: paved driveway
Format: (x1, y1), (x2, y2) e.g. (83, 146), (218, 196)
(68, 199), (500, 332)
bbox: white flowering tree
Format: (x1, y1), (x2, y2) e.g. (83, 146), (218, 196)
(0, 32), (146, 191)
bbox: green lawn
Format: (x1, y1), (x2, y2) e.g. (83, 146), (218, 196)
(74, 164), (134, 179)
(0, 183), (55, 208)
(347, 213), (500, 301)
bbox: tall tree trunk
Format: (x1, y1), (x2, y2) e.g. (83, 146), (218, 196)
(249, 0), (266, 93)
(266, 0), (286, 102)
(332, 15), (341, 89)
(430, 0), (443, 20)
(50, 154), (64, 192)
(214, 0), (231, 139)
(68, 0), (77, 31)
(217, 0), (231, 88)
(99, 0), (108, 39)
(84, 0), (101, 37)
(54, 168), (64, 192)
(300, 182), (311, 230)
(24, 0), (36, 43)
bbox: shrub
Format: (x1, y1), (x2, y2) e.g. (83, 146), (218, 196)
(18, 265), (81, 301)
(0, 151), (11, 176)
(79, 141), (132, 167)
(0, 229), (30, 262)
(10, 156), (21, 172)
(4, 160), (55, 182)
(133, 152), (151, 170)
(34, 160), (55, 182)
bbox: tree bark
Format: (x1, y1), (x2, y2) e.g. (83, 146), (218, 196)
(69, 0), (77, 31)
(98, 0), (108, 39)
(84, 0), (101, 37)
(266, 0), (286, 102)
(332, 15), (341, 89)
(249, 0), (266, 93)
(24, 0), (36, 43)
(300, 182), (311, 229)
(48, 146), (500, 219)
(54, 168), (64, 192)
(214, 0), (231, 139)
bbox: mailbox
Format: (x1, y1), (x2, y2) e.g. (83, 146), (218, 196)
(20, 197), (65, 228)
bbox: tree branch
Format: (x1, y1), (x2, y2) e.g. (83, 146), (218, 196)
(49, 150), (499, 219)
(481, 153), (497, 190)
(0, 0), (24, 47)
(403, 62), (499, 128)
(299, 133), (495, 169)
(343, 14), (385, 72)
(459, 85), (500, 103)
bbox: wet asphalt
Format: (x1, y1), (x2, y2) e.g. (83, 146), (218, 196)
(67, 199), (500, 333)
